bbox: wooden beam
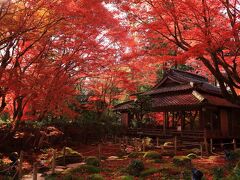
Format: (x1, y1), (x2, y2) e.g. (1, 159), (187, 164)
(163, 112), (166, 135)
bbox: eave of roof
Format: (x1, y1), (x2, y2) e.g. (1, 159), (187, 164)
(114, 91), (240, 112)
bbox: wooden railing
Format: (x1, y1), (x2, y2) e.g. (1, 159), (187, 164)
(126, 128), (204, 139)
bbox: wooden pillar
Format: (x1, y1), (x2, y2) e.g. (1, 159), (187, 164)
(204, 128), (209, 155)
(180, 112), (184, 131)
(210, 139), (213, 153)
(200, 144), (203, 158)
(220, 110), (229, 137)
(233, 139), (237, 151)
(172, 112), (175, 128)
(199, 109), (205, 130)
(174, 136), (177, 155)
(52, 150), (56, 174)
(163, 112), (166, 135)
(166, 112), (169, 128)
(183, 111), (186, 130)
(33, 162), (37, 180)
(63, 146), (66, 166)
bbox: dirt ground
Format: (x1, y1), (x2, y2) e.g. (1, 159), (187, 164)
(0, 142), (234, 179)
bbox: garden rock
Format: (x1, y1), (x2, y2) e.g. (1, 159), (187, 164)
(55, 147), (83, 165)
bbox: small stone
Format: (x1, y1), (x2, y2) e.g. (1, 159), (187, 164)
(66, 162), (85, 168)
(107, 156), (119, 160)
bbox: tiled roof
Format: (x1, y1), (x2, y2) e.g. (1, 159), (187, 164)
(154, 69), (209, 89)
(114, 91), (240, 111)
(203, 94), (240, 108)
(152, 93), (202, 108)
(168, 69), (208, 82)
(196, 83), (222, 95)
(144, 84), (193, 95)
(114, 69), (240, 111)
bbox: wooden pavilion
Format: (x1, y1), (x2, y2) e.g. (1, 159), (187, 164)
(114, 69), (240, 141)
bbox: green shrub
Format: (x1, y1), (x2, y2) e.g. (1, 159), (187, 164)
(153, 159), (162, 163)
(143, 151), (161, 160)
(127, 159), (144, 177)
(140, 167), (159, 177)
(212, 167), (224, 180)
(183, 170), (192, 180)
(228, 149), (240, 162)
(187, 153), (198, 159)
(120, 175), (134, 180)
(233, 161), (240, 178)
(85, 156), (100, 167)
(64, 165), (101, 175)
(63, 175), (84, 180)
(45, 174), (60, 180)
(173, 156), (191, 166)
(128, 152), (144, 158)
(224, 149), (240, 161)
(87, 174), (104, 180)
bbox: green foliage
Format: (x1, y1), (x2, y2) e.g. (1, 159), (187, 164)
(131, 95), (152, 125)
(87, 174), (104, 180)
(128, 152), (144, 158)
(174, 64), (194, 71)
(172, 156), (191, 166)
(183, 170), (192, 180)
(62, 175), (84, 180)
(63, 147), (82, 156)
(120, 176), (134, 180)
(45, 173), (60, 180)
(75, 110), (124, 139)
(140, 167), (160, 177)
(233, 149), (240, 160)
(153, 159), (162, 163)
(85, 156), (100, 167)
(137, 85), (152, 92)
(0, 112), (10, 124)
(212, 167), (224, 180)
(64, 165), (101, 175)
(233, 161), (240, 178)
(187, 153), (198, 159)
(143, 151), (162, 160)
(127, 159), (144, 177)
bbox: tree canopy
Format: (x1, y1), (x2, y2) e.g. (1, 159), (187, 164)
(0, 0), (240, 129)
(115, 0), (240, 103)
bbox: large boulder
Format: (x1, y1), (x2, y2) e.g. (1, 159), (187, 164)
(55, 147), (83, 165)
